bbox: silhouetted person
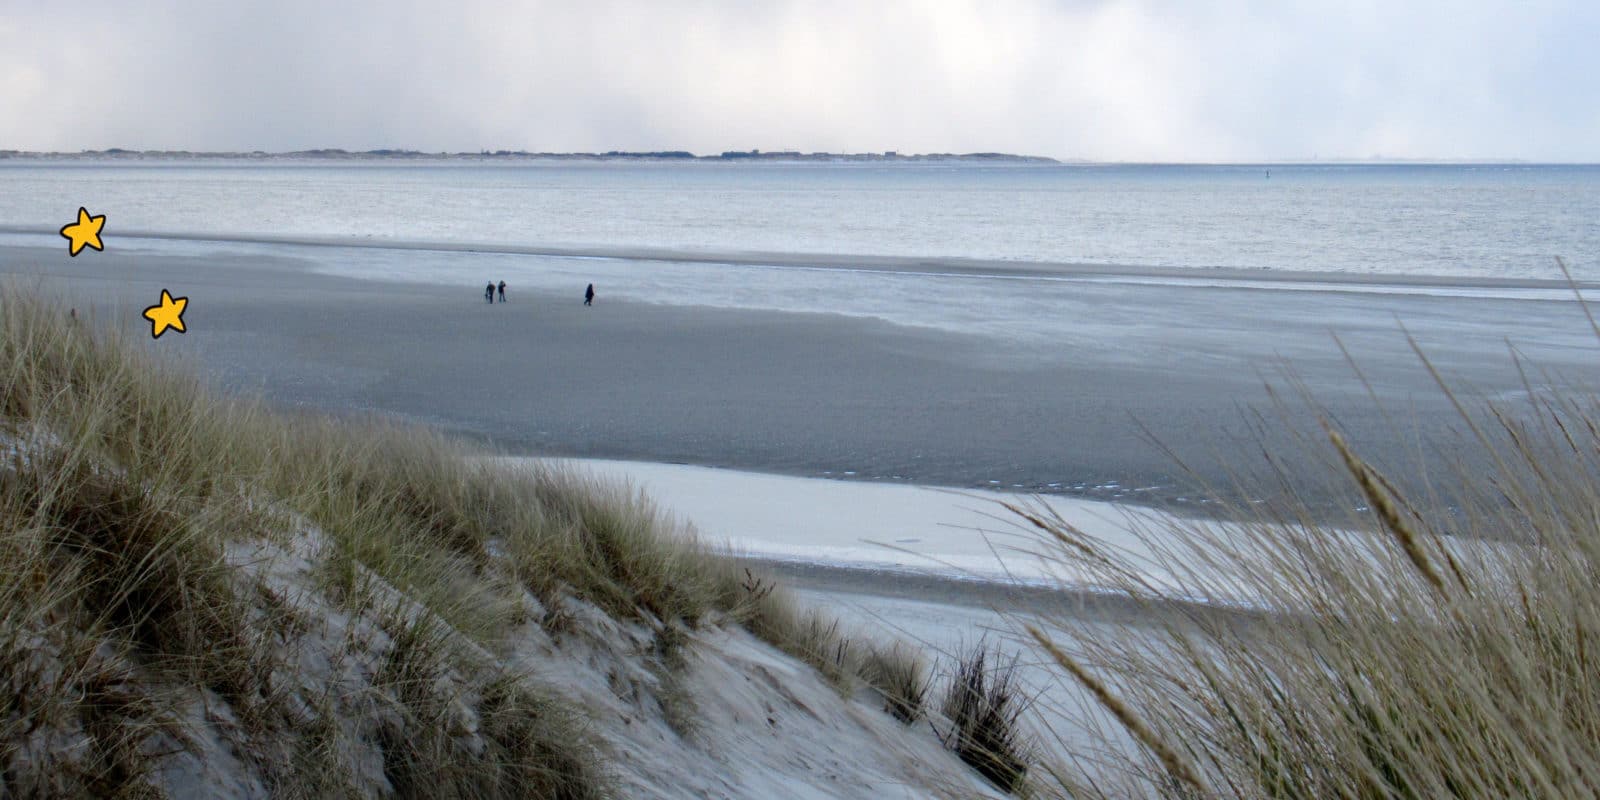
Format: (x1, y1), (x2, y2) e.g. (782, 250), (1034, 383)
(584, 283), (595, 306)
(498, 280), (507, 303)
(485, 282), (495, 304)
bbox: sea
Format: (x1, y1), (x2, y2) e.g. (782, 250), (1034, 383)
(3, 159), (1598, 348)
(1, 160), (1596, 278)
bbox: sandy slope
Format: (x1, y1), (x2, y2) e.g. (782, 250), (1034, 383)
(521, 602), (1003, 799)
(79, 496), (1007, 798)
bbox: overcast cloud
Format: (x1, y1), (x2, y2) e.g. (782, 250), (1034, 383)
(1, 0), (1596, 161)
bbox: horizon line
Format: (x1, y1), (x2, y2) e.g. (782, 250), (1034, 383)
(2, 147), (1593, 166)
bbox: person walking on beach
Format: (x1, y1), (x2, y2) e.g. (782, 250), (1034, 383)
(498, 280), (507, 303)
(485, 282), (495, 304)
(584, 283), (595, 306)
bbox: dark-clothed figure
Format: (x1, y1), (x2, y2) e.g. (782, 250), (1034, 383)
(498, 280), (507, 303)
(485, 282), (495, 303)
(584, 283), (595, 306)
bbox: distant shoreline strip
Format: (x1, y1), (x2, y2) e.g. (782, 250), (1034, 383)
(2, 225), (1593, 294)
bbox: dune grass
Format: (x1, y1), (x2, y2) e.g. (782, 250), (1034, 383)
(719, 563), (931, 718)
(862, 640), (931, 725)
(1020, 337), (1600, 798)
(0, 287), (630, 795)
(938, 643), (1032, 793)
(0, 285), (940, 794)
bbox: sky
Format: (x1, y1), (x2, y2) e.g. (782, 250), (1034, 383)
(1, 0), (1597, 162)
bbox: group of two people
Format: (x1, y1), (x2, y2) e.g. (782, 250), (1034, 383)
(484, 280), (597, 305)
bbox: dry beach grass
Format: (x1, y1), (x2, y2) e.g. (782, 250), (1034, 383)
(0, 285), (936, 797)
(1018, 305), (1600, 798)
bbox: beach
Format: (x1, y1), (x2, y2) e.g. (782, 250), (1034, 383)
(10, 4), (1600, 792)
(3, 234), (1596, 517)
(4, 167), (1598, 795)
(0, 229), (1587, 654)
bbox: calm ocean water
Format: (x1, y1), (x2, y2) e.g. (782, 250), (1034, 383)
(1, 160), (1596, 281)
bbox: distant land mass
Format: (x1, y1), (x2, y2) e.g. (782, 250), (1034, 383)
(0, 148), (1061, 164)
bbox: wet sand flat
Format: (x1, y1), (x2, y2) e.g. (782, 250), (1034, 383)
(2, 239), (1594, 517)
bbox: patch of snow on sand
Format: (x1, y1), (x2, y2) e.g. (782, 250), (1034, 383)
(542, 459), (1143, 574)
(525, 457), (1246, 602)
(518, 458), (1513, 613)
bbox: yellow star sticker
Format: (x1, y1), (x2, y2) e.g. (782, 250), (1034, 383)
(142, 289), (188, 339)
(59, 207), (106, 256)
